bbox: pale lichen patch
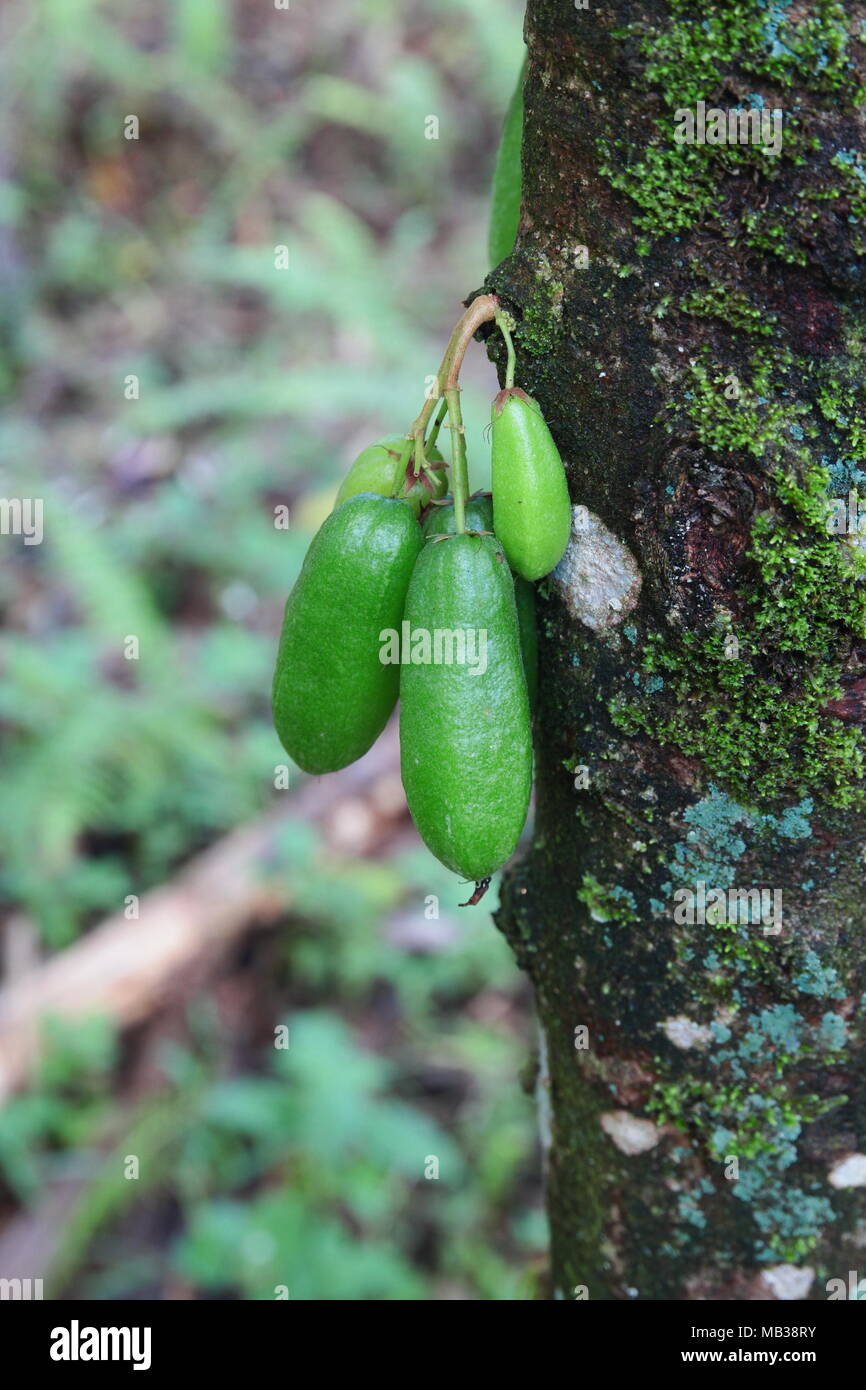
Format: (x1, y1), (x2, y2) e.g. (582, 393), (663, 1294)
(758, 1265), (815, 1301)
(828, 1152), (866, 1189)
(553, 506), (642, 632)
(660, 1016), (713, 1050)
(600, 1109), (661, 1155)
(536, 1023), (553, 1158)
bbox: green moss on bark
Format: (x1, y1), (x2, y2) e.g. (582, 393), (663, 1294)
(491, 0), (866, 1300)
(597, 1), (863, 256)
(612, 461), (866, 810)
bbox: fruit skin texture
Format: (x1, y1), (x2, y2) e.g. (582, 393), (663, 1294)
(400, 532), (532, 880)
(273, 494), (422, 774)
(336, 435), (445, 516)
(490, 387), (572, 580)
(422, 492), (493, 538)
(424, 493), (538, 712)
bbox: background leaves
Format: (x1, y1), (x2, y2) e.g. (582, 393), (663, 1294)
(0, 0), (540, 1300)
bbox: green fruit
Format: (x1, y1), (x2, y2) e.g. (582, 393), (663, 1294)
(489, 55), (526, 267)
(490, 387), (572, 580)
(336, 434), (446, 516)
(422, 493), (493, 538)
(335, 435), (407, 508)
(400, 532), (532, 880)
(425, 494), (538, 712)
(273, 494), (423, 774)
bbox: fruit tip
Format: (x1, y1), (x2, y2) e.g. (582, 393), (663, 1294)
(492, 386), (531, 416)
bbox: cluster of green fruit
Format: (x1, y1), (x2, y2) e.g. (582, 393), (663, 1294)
(272, 303), (572, 899)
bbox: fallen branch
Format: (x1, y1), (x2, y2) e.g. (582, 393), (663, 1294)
(0, 725), (401, 1103)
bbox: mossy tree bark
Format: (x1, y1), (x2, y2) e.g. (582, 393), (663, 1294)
(483, 0), (866, 1300)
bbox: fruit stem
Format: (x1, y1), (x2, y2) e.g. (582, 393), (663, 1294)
(407, 294), (499, 459)
(426, 397), (448, 451)
(395, 434), (420, 501)
(495, 310), (517, 389)
(441, 294), (499, 391)
(412, 430), (426, 477)
(444, 385), (468, 534)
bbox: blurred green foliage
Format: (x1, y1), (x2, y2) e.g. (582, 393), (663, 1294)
(0, 0), (538, 1300)
(0, 0), (523, 943)
(10, 890), (544, 1300)
(0, 1016), (117, 1202)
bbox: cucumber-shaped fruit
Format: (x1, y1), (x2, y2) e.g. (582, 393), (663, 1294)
(335, 434), (406, 507)
(489, 56), (526, 267)
(273, 493), (422, 774)
(423, 493), (538, 712)
(400, 533), (532, 880)
(336, 434), (445, 516)
(490, 388), (572, 580)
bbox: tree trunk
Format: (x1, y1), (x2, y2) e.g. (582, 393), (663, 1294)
(483, 0), (866, 1301)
